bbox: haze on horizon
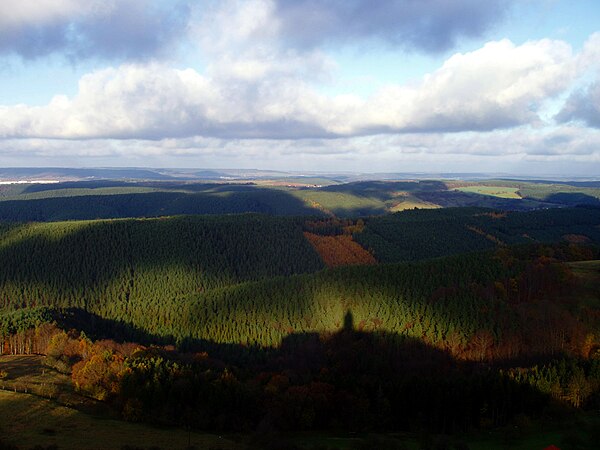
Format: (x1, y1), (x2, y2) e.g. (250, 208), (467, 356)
(1, 0), (600, 176)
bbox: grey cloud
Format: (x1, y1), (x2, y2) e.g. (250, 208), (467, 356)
(274, 0), (511, 53)
(0, 22), (69, 59)
(0, 1), (191, 61)
(556, 82), (600, 128)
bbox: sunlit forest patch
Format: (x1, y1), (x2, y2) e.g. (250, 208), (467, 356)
(454, 185), (522, 199)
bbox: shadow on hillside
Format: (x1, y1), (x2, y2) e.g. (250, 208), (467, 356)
(0, 184), (325, 222)
(23, 180), (138, 193)
(320, 180), (448, 199)
(55, 308), (169, 345)
(502, 178), (600, 189)
(415, 190), (547, 211)
(542, 192), (600, 206)
(76, 309), (562, 435)
(0, 213), (325, 313)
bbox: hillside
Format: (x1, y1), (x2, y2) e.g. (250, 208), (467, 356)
(0, 207), (599, 347)
(0, 215), (323, 322)
(0, 205), (599, 443)
(0, 373), (239, 450)
(355, 206), (600, 262)
(2, 248), (599, 439)
(3, 178), (600, 221)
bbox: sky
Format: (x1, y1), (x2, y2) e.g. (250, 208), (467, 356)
(1, 0), (600, 176)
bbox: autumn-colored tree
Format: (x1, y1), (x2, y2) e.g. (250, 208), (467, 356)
(304, 232), (376, 267)
(469, 330), (494, 361)
(565, 370), (592, 408)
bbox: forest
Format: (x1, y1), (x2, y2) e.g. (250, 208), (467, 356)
(0, 178), (599, 449)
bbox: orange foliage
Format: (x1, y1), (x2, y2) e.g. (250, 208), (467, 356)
(342, 218), (365, 234)
(466, 225), (505, 246)
(477, 212), (508, 219)
(71, 339), (139, 400)
(304, 232), (376, 267)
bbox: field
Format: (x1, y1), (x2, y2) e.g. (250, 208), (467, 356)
(3, 387), (595, 450)
(289, 419), (600, 450)
(517, 183), (600, 205)
(454, 185), (522, 199)
(0, 355), (88, 409)
(0, 390), (240, 450)
(387, 192), (440, 211)
(0, 356), (240, 450)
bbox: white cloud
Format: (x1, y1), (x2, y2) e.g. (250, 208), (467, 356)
(353, 38), (576, 133)
(0, 36), (583, 140)
(192, 0), (280, 56)
(3, 125), (599, 167)
(578, 31), (600, 71)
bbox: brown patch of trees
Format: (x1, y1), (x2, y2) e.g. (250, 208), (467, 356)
(304, 232), (376, 267)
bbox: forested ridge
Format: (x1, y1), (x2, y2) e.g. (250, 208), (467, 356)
(355, 206), (600, 262)
(0, 189), (322, 221)
(1, 207), (599, 351)
(1, 206), (599, 441)
(0, 214), (323, 314)
(2, 243), (598, 360)
(2, 245), (599, 436)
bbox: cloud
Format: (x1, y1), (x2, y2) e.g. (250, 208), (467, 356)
(0, 36), (578, 141)
(554, 32), (600, 128)
(578, 32), (600, 71)
(2, 126), (600, 176)
(0, 0), (190, 61)
(350, 38), (576, 133)
(273, 0), (511, 53)
(556, 81), (600, 128)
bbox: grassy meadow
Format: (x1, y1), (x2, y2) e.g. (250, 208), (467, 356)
(454, 185), (522, 199)
(0, 356), (240, 450)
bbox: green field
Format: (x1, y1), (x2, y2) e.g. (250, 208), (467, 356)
(289, 422), (598, 450)
(0, 390), (240, 450)
(387, 193), (440, 211)
(518, 183), (600, 204)
(291, 189), (388, 216)
(0, 356), (240, 450)
(454, 185), (522, 199)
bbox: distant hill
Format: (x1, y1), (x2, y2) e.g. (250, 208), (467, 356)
(2, 178), (592, 221)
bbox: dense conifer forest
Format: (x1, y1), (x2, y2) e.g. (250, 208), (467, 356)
(0, 179), (599, 447)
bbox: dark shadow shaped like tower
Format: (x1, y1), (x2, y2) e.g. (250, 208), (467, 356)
(343, 310), (354, 332)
